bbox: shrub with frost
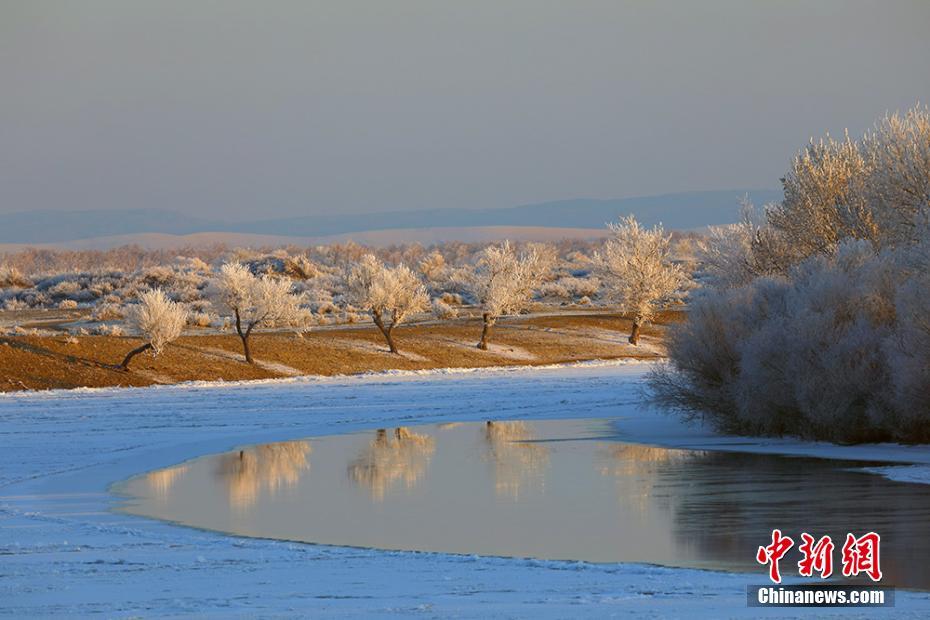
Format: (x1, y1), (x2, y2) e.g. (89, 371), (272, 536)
(187, 311), (215, 328)
(0, 265), (32, 288)
(49, 280), (82, 298)
(431, 297), (458, 320)
(92, 302), (126, 321)
(2, 298), (27, 311)
(418, 250), (448, 283)
(698, 200), (773, 289)
(651, 105), (930, 442)
(120, 289), (188, 370)
(345, 255), (429, 354)
(652, 241), (912, 441)
(94, 323), (126, 337)
(537, 276), (601, 302)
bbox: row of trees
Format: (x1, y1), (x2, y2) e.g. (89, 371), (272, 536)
(118, 221), (686, 369)
(651, 104), (930, 443)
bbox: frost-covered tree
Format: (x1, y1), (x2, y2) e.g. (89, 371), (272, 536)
(699, 198), (794, 289)
(463, 241), (550, 350)
(651, 105), (930, 443)
(346, 255), (429, 354)
(417, 250), (448, 283)
(862, 106), (930, 245)
(217, 262), (307, 364)
(759, 104), (930, 272)
(767, 133), (872, 263)
(594, 216), (686, 345)
(120, 289), (188, 370)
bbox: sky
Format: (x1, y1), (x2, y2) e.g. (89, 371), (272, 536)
(1, 0), (929, 221)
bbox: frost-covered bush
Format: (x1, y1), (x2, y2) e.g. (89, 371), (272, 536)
(187, 311), (215, 328)
(652, 241), (917, 441)
(49, 280), (82, 298)
(651, 231), (930, 441)
(244, 252), (321, 281)
(418, 250), (448, 283)
(187, 299), (214, 313)
(135, 262), (211, 304)
(431, 298), (458, 320)
(179, 256), (211, 273)
(653, 106), (930, 442)
(2, 325), (40, 337)
(537, 276), (601, 301)
(58, 299), (79, 310)
(2, 298), (27, 311)
(316, 301), (338, 316)
(92, 303), (126, 321)
(0, 265), (32, 288)
(92, 323), (126, 337)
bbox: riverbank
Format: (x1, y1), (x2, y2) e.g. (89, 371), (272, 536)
(0, 311), (678, 392)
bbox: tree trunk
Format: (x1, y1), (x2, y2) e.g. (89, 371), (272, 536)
(372, 311), (399, 354)
(478, 313), (492, 350)
(235, 309), (254, 364)
(384, 326), (398, 354)
(120, 342), (152, 370)
(239, 332), (253, 363)
(628, 317), (642, 345)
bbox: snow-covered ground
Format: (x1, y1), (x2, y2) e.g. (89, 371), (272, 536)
(2, 361), (929, 618)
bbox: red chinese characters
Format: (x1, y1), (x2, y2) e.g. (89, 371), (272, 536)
(758, 530), (882, 583)
(797, 533), (834, 578)
(756, 529), (795, 583)
(841, 532), (883, 582)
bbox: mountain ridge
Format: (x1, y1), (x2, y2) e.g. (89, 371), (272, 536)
(0, 189), (781, 245)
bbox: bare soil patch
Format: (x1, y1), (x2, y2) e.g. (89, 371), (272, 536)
(0, 311), (679, 392)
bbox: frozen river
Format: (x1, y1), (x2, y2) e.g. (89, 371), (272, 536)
(3, 362), (930, 617)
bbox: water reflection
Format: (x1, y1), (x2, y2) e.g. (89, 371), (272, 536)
(598, 444), (702, 511)
(483, 421), (550, 500)
(347, 427), (435, 501)
(115, 419), (930, 589)
(145, 464), (189, 500)
(658, 450), (930, 587)
(215, 441), (312, 510)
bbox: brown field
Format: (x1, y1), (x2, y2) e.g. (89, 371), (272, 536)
(0, 311), (682, 393)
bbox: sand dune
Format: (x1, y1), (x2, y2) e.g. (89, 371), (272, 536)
(0, 226), (608, 251)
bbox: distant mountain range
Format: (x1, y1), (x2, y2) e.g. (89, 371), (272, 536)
(0, 189), (781, 246)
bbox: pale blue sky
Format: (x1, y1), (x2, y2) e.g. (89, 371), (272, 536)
(1, 1), (928, 219)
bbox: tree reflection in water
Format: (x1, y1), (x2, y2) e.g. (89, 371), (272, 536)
(215, 441), (312, 510)
(597, 444), (703, 512)
(347, 427), (435, 501)
(144, 464), (189, 501)
(483, 421), (549, 500)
